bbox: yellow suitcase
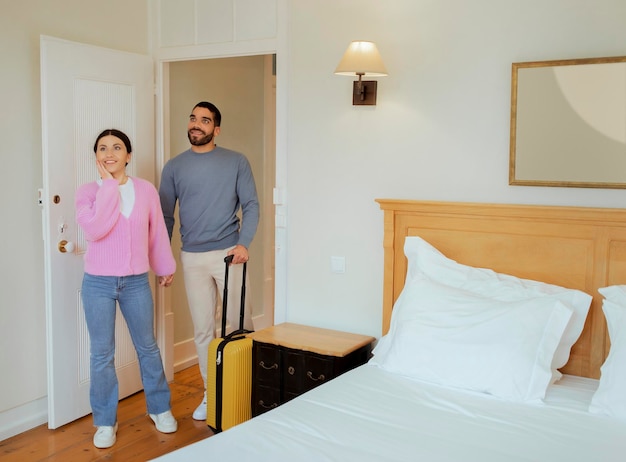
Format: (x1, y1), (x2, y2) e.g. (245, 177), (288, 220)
(206, 256), (253, 432)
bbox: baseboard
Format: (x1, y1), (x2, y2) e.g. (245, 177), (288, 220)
(0, 397), (47, 442)
(174, 338), (198, 373)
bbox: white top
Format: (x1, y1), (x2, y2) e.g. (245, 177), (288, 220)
(118, 178), (135, 218)
(96, 177), (135, 217)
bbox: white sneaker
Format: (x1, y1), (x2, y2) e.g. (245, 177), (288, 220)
(149, 410), (178, 433)
(93, 422), (118, 448)
(192, 392), (207, 421)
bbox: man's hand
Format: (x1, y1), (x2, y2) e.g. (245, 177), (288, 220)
(227, 244), (249, 265)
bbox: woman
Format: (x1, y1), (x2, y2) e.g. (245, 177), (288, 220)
(75, 129), (177, 449)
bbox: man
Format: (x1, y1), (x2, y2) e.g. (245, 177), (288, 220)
(159, 101), (259, 420)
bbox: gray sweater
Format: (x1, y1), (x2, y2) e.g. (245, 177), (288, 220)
(159, 146), (259, 252)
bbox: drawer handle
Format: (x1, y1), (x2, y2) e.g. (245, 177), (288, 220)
(307, 371), (325, 382)
(258, 400), (278, 410)
(259, 361), (278, 370)
(288, 366), (295, 375)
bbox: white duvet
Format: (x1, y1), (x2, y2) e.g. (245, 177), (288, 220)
(153, 365), (626, 461)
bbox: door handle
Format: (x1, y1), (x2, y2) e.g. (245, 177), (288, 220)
(58, 240), (75, 253)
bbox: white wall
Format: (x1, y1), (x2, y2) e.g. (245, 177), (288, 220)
(0, 0), (150, 441)
(281, 0), (626, 340)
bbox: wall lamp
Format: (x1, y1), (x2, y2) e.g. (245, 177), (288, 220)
(335, 41), (388, 106)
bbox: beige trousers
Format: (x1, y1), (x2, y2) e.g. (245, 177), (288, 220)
(181, 247), (254, 388)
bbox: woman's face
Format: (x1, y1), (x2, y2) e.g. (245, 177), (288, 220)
(95, 135), (131, 177)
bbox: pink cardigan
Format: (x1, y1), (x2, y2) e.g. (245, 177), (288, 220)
(76, 177), (176, 277)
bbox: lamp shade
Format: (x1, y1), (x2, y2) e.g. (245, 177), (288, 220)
(334, 41), (388, 76)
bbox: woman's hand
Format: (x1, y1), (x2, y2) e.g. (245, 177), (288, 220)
(96, 160), (114, 181)
(159, 274), (174, 287)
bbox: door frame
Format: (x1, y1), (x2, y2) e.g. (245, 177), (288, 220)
(151, 0), (290, 379)
(153, 46), (288, 380)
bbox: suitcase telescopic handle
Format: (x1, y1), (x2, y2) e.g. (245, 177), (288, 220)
(221, 254), (247, 336)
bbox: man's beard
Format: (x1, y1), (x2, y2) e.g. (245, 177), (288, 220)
(188, 130), (214, 146)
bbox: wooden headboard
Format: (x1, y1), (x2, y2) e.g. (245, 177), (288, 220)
(377, 199), (626, 379)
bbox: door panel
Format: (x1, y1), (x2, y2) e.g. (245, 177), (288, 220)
(41, 35), (154, 428)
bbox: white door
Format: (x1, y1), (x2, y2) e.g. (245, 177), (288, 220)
(41, 36), (155, 429)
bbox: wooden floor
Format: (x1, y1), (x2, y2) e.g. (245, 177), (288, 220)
(0, 366), (214, 461)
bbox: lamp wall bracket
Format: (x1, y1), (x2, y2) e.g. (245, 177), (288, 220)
(353, 80), (377, 106)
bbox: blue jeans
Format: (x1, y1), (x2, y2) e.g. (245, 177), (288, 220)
(81, 272), (171, 426)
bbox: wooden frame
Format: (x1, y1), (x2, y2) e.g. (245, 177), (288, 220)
(509, 56), (626, 188)
(377, 199), (626, 379)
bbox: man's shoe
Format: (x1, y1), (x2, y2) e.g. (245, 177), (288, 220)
(192, 392), (207, 421)
(149, 410), (178, 433)
(93, 423), (118, 448)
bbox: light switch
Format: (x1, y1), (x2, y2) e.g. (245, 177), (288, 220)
(273, 188), (286, 205)
(331, 256), (345, 274)
(275, 213), (286, 228)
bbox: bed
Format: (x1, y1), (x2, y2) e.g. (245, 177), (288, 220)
(153, 200), (626, 461)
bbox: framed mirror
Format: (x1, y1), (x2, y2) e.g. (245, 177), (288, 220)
(509, 56), (626, 188)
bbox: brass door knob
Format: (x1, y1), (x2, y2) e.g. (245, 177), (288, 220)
(58, 240), (75, 253)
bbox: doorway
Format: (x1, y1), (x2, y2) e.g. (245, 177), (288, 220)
(163, 55), (276, 371)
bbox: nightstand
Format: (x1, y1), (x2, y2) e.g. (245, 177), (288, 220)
(248, 322), (375, 417)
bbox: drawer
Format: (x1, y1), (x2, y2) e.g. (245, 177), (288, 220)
(253, 343), (281, 385)
(283, 349), (333, 394)
(253, 384), (280, 416)
(301, 353), (333, 392)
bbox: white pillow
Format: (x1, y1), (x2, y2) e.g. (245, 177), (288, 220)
(589, 291), (626, 420)
(371, 278), (572, 401)
(598, 285), (626, 304)
(401, 236), (592, 377)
